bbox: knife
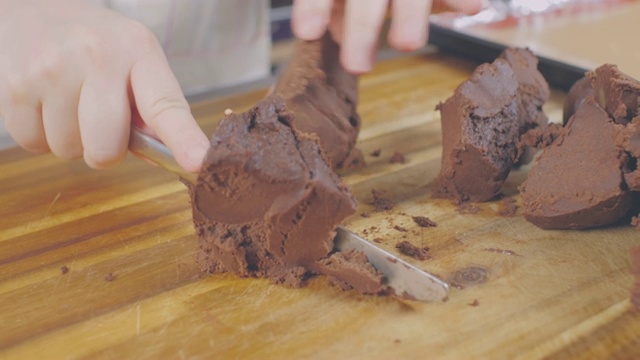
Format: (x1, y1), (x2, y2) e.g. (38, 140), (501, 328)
(129, 127), (450, 302)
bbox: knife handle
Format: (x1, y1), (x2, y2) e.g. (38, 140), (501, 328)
(128, 127), (198, 184)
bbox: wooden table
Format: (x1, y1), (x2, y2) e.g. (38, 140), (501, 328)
(1, 51), (639, 359)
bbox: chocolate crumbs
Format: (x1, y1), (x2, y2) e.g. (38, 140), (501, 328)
(412, 216), (437, 228)
(370, 189), (396, 211)
(60, 265), (69, 275)
(393, 225), (408, 232)
(389, 151), (406, 164)
(498, 197), (518, 217)
(457, 202), (481, 215)
(395, 241), (431, 260)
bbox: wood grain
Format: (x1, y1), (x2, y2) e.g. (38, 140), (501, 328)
(1, 51), (639, 359)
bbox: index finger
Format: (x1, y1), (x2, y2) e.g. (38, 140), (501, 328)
(388, 0), (431, 52)
(129, 45), (209, 173)
(341, 0), (389, 74)
(292, 0), (334, 40)
(438, 0), (485, 14)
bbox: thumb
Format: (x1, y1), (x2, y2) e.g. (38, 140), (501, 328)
(129, 48), (209, 173)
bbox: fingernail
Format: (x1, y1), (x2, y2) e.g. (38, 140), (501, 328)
(184, 139), (209, 173)
(194, 140), (209, 169)
(343, 49), (374, 74)
(391, 22), (427, 52)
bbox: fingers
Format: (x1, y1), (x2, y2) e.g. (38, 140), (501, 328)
(78, 73), (131, 169)
(0, 71), (47, 152)
(292, 0), (475, 73)
(389, 0), (431, 52)
(41, 83), (83, 159)
(129, 46), (209, 173)
(1, 52), (84, 158)
(292, 0), (334, 40)
(438, 0), (485, 14)
(328, 0), (346, 44)
(341, 0), (389, 73)
(2, 102), (48, 153)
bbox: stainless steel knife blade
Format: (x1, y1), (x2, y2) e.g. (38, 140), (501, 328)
(129, 128), (450, 302)
(334, 227), (449, 301)
(129, 128), (198, 184)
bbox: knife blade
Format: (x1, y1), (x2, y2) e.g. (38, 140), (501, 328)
(334, 227), (449, 301)
(129, 128), (198, 184)
(129, 128), (450, 302)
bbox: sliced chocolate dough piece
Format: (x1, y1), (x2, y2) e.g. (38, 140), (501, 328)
(316, 249), (385, 295)
(273, 33), (363, 170)
(498, 48), (550, 165)
(520, 98), (633, 229)
(616, 119), (640, 158)
(518, 123), (566, 151)
(625, 170), (640, 191)
(435, 58), (520, 202)
(588, 64), (640, 125)
(569, 67), (640, 195)
(563, 76), (593, 125)
(190, 95), (383, 293)
(619, 120), (640, 191)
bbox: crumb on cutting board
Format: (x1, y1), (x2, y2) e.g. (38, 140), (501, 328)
(395, 241), (431, 260)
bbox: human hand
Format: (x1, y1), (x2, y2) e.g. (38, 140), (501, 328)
(0, 0), (209, 172)
(292, 0), (485, 73)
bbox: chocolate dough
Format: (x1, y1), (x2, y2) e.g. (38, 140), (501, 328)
(315, 249), (384, 294)
(434, 58), (520, 202)
(498, 48), (550, 165)
(498, 48), (549, 130)
(563, 76), (593, 125)
(273, 34), (363, 170)
(588, 64), (640, 125)
(621, 120), (640, 192)
(520, 98), (633, 229)
(435, 48), (554, 203)
(521, 64), (640, 229)
(564, 65), (640, 125)
(395, 241), (431, 261)
(617, 118), (640, 158)
(190, 96), (384, 293)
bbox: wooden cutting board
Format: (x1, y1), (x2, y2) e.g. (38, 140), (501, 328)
(1, 51), (639, 359)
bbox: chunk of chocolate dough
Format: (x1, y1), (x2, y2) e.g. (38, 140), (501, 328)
(520, 98), (633, 229)
(498, 48), (550, 165)
(563, 76), (593, 125)
(189, 96), (384, 294)
(273, 33), (363, 170)
(588, 64), (640, 125)
(434, 58), (520, 202)
(590, 65), (640, 193)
